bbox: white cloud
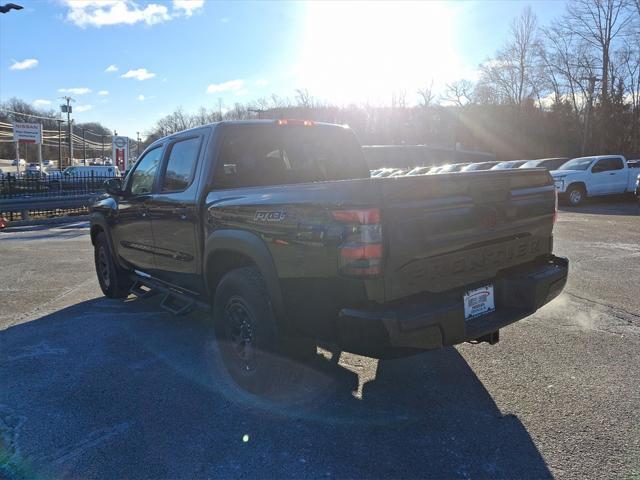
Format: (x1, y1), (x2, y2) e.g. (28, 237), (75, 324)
(255, 79), (268, 87)
(32, 99), (52, 107)
(105, 64), (118, 73)
(206, 79), (244, 94)
(10, 58), (38, 71)
(58, 87), (92, 95)
(98, 90), (109, 96)
(121, 68), (156, 81)
(64, 0), (171, 28)
(137, 94), (145, 101)
(75, 104), (93, 112)
(172, 0), (204, 17)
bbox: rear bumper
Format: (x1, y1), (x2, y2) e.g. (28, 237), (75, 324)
(338, 255), (568, 357)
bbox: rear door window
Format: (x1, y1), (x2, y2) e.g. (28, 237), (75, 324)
(160, 137), (201, 192)
(593, 157), (623, 173)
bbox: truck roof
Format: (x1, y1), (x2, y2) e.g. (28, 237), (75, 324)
(571, 154), (626, 161)
(163, 119), (348, 138)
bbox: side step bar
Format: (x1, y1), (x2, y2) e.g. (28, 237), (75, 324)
(129, 274), (211, 315)
(130, 280), (160, 299)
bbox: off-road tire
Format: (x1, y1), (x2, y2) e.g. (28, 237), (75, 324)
(94, 232), (132, 298)
(212, 267), (312, 394)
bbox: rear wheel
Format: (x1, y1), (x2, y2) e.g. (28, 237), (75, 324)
(94, 232), (132, 298)
(565, 184), (585, 206)
(212, 267), (313, 394)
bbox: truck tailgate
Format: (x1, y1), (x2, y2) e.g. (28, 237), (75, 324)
(379, 169), (555, 301)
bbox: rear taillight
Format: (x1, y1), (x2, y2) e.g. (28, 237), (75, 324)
(331, 208), (382, 278)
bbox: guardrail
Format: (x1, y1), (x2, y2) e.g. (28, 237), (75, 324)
(0, 194), (97, 221)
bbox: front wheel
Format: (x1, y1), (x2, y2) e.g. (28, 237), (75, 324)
(565, 184), (585, 206)
(94, 232), (133, 298)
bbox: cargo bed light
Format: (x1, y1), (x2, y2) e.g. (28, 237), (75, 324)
(275, 119), (314, 126)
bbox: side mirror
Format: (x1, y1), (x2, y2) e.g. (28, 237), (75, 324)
(105, 177), (124, 196)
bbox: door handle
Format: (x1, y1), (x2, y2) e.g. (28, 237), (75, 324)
(608, 172), (616, 175)
(173, 207), (189, 220)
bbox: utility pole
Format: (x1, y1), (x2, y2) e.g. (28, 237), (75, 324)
(57, 119), (62, 169)
(101, 134), (105, 162)
(60, 96), (75, 167)
(82, 128), (86, 164)
(136, 131), (140, 158)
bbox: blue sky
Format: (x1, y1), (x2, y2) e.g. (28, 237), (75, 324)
(0, 0), (565, 137)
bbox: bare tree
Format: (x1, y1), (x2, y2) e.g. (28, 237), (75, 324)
(478, 6), (540, 105)
(294, 89), (313, 108)
(417, 81), (434, 107)
(561, 0), (636, 100)
(442, 79), (474, 107)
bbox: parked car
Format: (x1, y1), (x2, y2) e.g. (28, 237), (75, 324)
(491, 160), (528, 170)
(460, 161), (500, 171)
(44, 169), (63, 180)
(11, 158), (26, 167)
(63, 165), (121, 178)
(438, 163), (471, 173)
(627, 159), (640, 169)
(550, 155), (638, 206)
(406, 166), (431, 176)
(428, 165), (444, 173)
(519, 158), (569, 170)
(376, 168), (404, 177)
(90, 119), (568, 393)
(370, 168), (396, 177)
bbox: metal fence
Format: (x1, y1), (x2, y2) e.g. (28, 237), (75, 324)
(0, 172), (113, 221)
(0, 172), (113, 199)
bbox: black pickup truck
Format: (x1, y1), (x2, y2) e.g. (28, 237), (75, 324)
(90, 120), (568, 392)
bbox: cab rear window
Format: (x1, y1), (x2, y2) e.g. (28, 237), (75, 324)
(213, 125), (368, 188)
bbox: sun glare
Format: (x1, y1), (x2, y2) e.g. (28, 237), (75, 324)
(297, 1), (464, 105)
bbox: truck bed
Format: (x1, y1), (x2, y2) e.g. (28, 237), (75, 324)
(205, 168), (556, 305)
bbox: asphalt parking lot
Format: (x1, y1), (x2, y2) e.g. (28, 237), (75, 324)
(1, 198), (639, 479)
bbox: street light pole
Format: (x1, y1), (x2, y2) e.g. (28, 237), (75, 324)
(136, 131), (140, 158)
(60, 96), (75, 167)
(57, 119), (62, 169)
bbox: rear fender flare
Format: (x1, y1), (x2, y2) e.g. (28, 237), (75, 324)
(204, 229), (285, 322)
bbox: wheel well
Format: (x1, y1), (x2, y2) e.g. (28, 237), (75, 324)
(206, 250), (256, 297)
(90, 224), (104, 245)
(566, 182), (587, 194)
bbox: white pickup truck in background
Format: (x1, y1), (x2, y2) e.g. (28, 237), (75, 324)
(550, 155), (638, 206)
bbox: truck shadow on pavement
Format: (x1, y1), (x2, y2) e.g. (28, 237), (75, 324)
(0, 296), (552, 479)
